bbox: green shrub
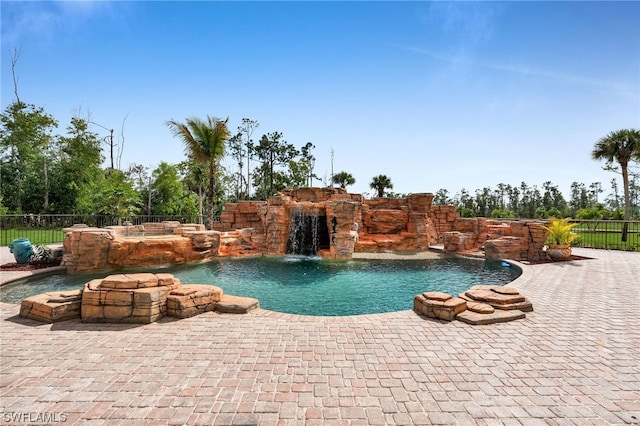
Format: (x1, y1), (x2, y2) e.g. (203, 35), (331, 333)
(29, 245), (53, 263)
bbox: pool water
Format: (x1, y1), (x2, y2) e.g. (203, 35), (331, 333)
(0, 256), (520, 316)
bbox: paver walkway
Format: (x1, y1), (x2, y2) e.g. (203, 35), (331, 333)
(1, 248), (638, 425)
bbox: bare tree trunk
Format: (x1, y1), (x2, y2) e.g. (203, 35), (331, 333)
(208, 161), (216, 230)
(198, 184), (203, 225)
(11, 49), (21, 103)
(622, 163), (630, 242)
(147, 176), (152, 215)
(43, 157), (49, 209)
(12, 147), (22, 212)
(10, 52), (22, 212)
(116, 114), (128, 171)
(247, 155), (251, 199)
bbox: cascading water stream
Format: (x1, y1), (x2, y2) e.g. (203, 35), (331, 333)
(286, 206), (323, 256)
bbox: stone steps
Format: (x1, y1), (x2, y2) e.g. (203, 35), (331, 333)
(414, 285), (533, 325)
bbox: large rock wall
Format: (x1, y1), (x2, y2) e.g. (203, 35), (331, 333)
(484, 221), (547, 261)
(62, 223), (221, 273)
(209, 191), (439, 257)
(356, 193), (437, 252)
(363, 209), (408, 234)
(215, 201), (265, 232)
(326, 199), (361, 258)
(60, 191), (550, 268)
(442, 218), (548, 261)
(429, 205), (460, 243)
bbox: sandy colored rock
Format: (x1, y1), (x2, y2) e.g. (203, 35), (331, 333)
(422, 292), (452, 301)
(103, 291), (134, 306)
(81, 273), (179, 323)
(466, 301), (495, 314)
(461, 285), (533, 313)
(20, 291), (82, 323)
(363, 209), (408, 235)
(170, 288), (197, 296)
(470, 284), (519, 294)
(490, 286), (520, 295)
(414, 294), (467, 321)
(216, 295), (260, 314)
(102, 305), (133, 320)
(456, 309), (526, 325)
(62, 223), (223, 272)
(167, 284), (223, 318)
(464, 287), (525, 305)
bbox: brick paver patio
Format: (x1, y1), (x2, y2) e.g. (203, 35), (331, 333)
(1, 248), (638, 425)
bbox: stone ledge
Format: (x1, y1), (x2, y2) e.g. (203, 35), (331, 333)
(414, 293), (467, 321)
(456, 309), (526, 325)
(460, 284), (533, 312)
(20, 290), (82, 323)
(167, 284), (223, 318)
(216, 295), (260, 314)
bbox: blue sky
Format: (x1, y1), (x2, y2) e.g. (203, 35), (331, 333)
(2, 1), (639, 199)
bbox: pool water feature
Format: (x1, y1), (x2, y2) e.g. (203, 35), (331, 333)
(0, 256), (520, 316)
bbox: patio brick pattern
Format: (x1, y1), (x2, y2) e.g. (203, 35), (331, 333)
(1, 248), (638, 425)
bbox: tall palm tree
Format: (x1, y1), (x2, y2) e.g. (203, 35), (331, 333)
(332, 171), (355, 189)
(370, 174), (393, 198)
(167, 116), (230, 229)
(592, 128), (640, 241)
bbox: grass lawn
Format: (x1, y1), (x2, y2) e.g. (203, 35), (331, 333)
(573, 227), (639, 251)
(1, 229), (66, 246)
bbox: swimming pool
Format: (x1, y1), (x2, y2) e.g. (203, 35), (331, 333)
(0, 256), (520, 316)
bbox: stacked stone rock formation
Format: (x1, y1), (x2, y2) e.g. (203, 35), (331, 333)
(62, 222), (221, 273)
(414, 285), (532, 325)
(20, 289), (83, 323)
(60, 189), (552, 268)
(442, 218), (548, 261)
(460, 285), (533, 312)
(356, 194), (437, 253)
(81, 273), (181, 323)
(166, 284), (223, 318)
(413, 292), (467, 321)
(19, 273), (258, 324)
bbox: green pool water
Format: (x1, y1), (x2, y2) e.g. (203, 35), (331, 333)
(0, 256), (520, 316)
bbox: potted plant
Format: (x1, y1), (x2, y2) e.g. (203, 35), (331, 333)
(542, 217), (579, 261)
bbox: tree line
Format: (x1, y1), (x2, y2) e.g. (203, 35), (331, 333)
(3, 100), (638, 228)
(0, 102), (400, 229)
(432, 179), (640, 220)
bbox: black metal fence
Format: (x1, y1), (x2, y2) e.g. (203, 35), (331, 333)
(2, 214), (639, 251)
(0, 214), (214, 246)
(569, 219), (640, 251)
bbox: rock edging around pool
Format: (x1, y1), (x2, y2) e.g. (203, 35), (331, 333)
(414, 285), (533, 325)
(18, 273), (259, 324)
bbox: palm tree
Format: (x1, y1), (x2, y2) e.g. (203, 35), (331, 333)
(167, 116), (230, 229)
(370, 174), (393, 198)
(332, 171), (355, 189)
(592, 128), (640, 241)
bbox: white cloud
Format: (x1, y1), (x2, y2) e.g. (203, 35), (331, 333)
(1, 1), (119, 48)
(420, 2), (503, 49)
(399, 45), (639, 99)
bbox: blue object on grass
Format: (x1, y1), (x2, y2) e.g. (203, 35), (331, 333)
(8, 238), (33, 264)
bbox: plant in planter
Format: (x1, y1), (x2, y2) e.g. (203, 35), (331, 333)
(542, 217), (579, 261)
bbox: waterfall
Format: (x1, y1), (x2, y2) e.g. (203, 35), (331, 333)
(286, 206), (322, 256)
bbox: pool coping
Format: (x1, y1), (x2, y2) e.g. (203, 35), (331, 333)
(0, 246), (532, 322)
